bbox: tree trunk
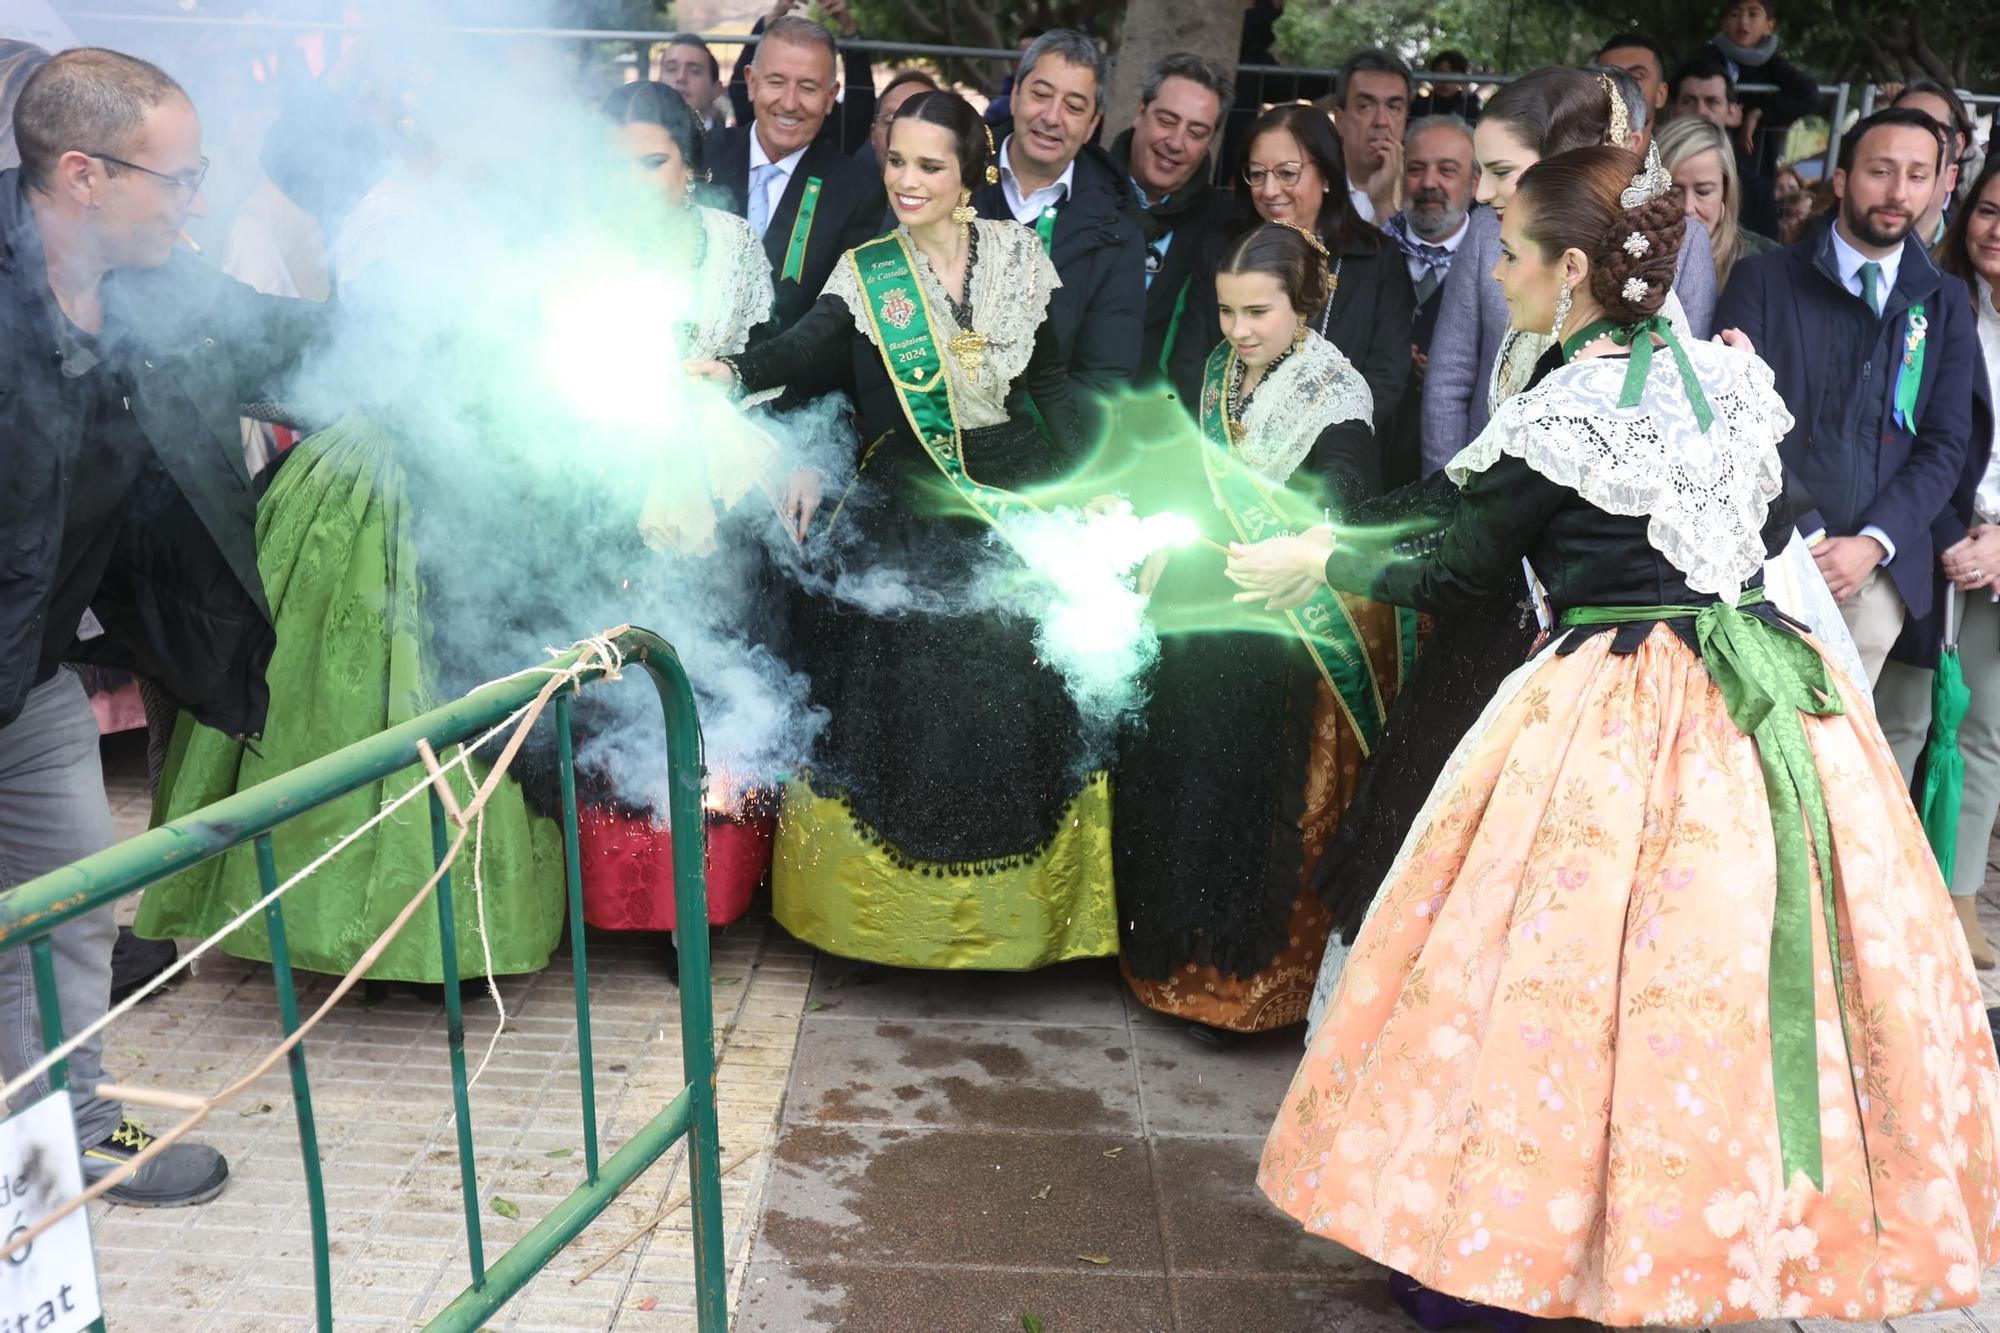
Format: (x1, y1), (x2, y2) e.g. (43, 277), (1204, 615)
(1100, 0), (1241, 142)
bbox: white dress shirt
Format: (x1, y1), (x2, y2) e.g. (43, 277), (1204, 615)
(748, 132), (810, 228)
(1347, 179), (1376, 224)
(999, 135), (1075, 225)
(1829, 224), (1904, 309)
(1402, 212), (1470, 286)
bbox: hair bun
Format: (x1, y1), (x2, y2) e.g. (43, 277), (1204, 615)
(1590, 186), (1683, 323)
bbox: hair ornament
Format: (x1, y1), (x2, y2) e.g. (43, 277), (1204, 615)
(1600, 72), (1630, 149)
(1623, 231), (1650, 257)
(1276, 220), (1330, 258)
(1621, 275), (1651, 304)
(1620, 141), (1674, 210)
(982, 123), (999, 184)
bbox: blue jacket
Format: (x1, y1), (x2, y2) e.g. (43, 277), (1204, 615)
(1716, 216), (1978, 621)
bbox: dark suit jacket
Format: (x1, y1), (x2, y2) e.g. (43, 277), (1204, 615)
(970, 143), (1147, 403)
(707, 125), (887, 334)
(1715, 218), (1978, 620)
(1893, 361), (1995, 669)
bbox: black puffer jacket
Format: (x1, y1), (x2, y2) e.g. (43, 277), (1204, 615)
(0, 169), (326, 735)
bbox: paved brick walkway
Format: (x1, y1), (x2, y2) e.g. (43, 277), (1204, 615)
(76, 732), (2000, 1329)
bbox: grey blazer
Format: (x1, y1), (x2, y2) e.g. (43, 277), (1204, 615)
(1419, 207), (1717, 474)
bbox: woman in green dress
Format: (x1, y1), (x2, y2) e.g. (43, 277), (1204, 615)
(135, 85), (757, 983)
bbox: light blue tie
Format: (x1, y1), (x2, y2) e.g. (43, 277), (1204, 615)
(748, 163), (781, 240)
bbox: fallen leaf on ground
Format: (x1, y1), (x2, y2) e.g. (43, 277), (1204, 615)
(238, 1102), (273, 1118)
(713, 976), (742, 986)
(805, 999), (831, 1013)
(1075, 1254), (1110, 1265)
(491, 1197), (520, 1220)
(634, 1298), (658, 1312)
(1101, 1147), (1123, 1158)
(545, 1147), (574, 1158)
(1023, 1316), (1046, 1333)
(1031, 1184), (1051, 1201)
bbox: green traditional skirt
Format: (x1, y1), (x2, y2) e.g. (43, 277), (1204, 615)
(135, 418), (563, 982)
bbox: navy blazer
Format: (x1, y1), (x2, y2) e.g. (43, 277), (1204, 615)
(1715, 218), (1978, 621)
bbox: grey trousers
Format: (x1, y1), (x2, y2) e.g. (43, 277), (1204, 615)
(0, 671), (122, 1147)
(1876, 590), (2000, 898)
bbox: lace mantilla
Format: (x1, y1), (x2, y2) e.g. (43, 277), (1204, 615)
(1487, 289), (1693, 414)
(691, 207), (774, 360)
(825, 218), (1059, 428)
(1448, 338), (1794, 599)
(1231, 333), (1374, 483)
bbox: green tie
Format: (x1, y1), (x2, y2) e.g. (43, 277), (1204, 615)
(1859, 260), (1883, 316)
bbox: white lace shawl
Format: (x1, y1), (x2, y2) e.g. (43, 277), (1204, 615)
(691, 206), (773, 360)
(1228, 333), (1374, 483)
(823, 218), (1060, 428)
(1446, 337), (1794, 599)
(1486, 288), (1692, 414)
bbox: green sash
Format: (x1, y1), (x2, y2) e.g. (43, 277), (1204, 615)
(846, 232), (1038, 529)
(1197, 343), (1412, 755)
(780, 177), (822, 284)
(1562, 593), (1851, 1193)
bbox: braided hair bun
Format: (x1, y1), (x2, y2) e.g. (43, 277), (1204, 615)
(1590, 186), (1684, 323)
(1513, 145), (1688, 326)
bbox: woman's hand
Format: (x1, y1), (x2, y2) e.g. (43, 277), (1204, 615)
(1942, 526), (2000, 591)
(1137, 549), (1170, 598)
(1224, 528), (1336, 611)
(1715, 327), (1756, 356)
(684, 358), (736, 389)
(780, 469), (824, 544)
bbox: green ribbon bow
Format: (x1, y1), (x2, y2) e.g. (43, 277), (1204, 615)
(1561, 315), (1715, 433)
(1563, 592), (1849, 1192)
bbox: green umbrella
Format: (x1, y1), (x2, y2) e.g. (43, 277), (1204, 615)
(1918, 586), (1972, 883)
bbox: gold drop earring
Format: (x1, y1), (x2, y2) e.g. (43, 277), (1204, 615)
(951, 188), (975, 240)
(1293, 317), (1309, 348)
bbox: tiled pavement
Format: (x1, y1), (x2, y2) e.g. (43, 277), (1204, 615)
(80, 730), (2000, 1328)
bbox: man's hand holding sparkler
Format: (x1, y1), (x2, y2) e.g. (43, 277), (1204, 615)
(1226, 526), (1337, 610)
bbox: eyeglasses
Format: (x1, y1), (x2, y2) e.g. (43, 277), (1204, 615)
(1243, 161), (1305, 189)
(88, 152), (209, 203)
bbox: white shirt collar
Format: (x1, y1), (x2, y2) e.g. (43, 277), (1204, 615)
(1829, 224), (1902, 307)
(1347, 179), (1376, 224)
(749, 130), (809, 178)
(999, 135), (1076, 223)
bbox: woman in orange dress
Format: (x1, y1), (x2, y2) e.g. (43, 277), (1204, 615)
(1228, 144), (2000, 1326)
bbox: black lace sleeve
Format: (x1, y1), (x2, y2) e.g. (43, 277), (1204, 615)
(1326, 453), (1569, 615)
(728, 294), (856, 399)
(1303, 417), (1381, 515)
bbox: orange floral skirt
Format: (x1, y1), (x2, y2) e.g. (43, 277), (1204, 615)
(1258, 626), (2000, 1324)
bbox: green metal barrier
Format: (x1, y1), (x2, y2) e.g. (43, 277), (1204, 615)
(0, 628), (727, 1331)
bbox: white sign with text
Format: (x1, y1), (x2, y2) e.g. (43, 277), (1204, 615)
(0, 1093), (101, 1333)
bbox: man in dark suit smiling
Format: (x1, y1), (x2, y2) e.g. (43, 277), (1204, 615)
(706, 16), (884, 335)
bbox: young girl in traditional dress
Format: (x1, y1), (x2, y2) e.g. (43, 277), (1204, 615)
(1114, 223), (1409, 1037)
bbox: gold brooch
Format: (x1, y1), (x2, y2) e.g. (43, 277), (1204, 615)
(947, 328), (989, 377)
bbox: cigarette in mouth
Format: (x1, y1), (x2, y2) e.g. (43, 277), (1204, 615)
(176, 230), (202, 254)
